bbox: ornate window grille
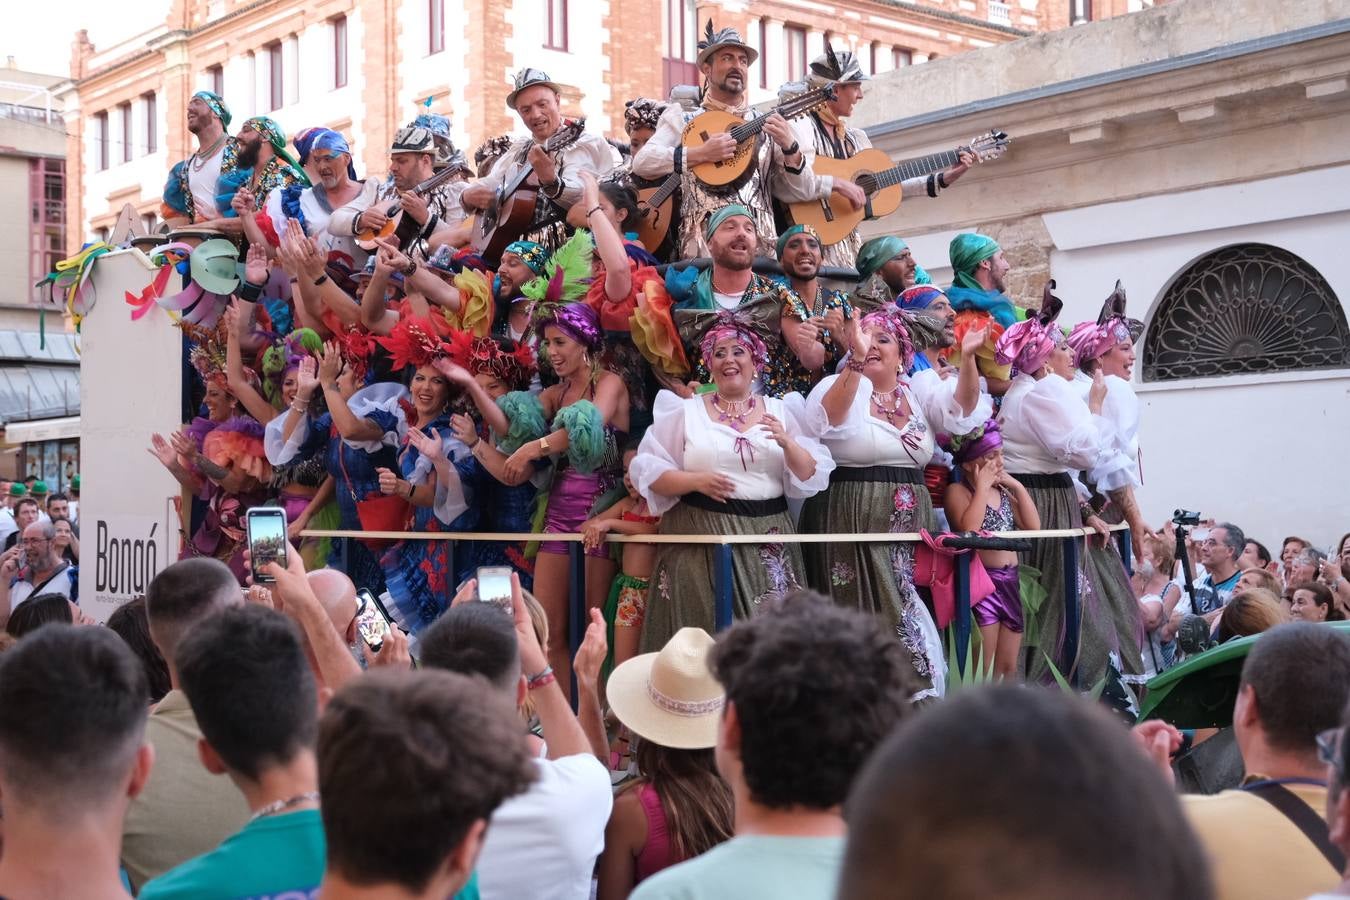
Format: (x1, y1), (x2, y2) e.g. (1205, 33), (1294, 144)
(1143, 243), (1350, 382)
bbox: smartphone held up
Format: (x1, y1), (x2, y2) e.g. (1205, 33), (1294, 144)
(476, 566), (514, 614)
(246, 507), (289, 583)
(354, 588), (395, 652)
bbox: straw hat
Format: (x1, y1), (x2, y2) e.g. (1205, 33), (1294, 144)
(607, 628), (724, 750)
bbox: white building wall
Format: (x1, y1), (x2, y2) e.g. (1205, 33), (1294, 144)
(398, 0), (472, 151)
(1039, 165), (1350, 550)
(504, 0), (613, 135)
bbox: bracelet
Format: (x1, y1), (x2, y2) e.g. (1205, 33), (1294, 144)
(586, 205), (603, 218)
(237, 280), (263, 302)
(290, 398), (309, 412)
(937, 171), (949, 189)
(312, 274), (329, 287)
(673, 146), (683, 173)
(782, 141), (800, 156)
(845, 357), (866, 374)
(401, 258), (418, 277)
(526, 666), (555, 690)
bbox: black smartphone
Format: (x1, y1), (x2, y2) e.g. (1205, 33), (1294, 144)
(355, 588), (394, 652)
(246, 507), (288, 584)
(476, 566), (514, 613)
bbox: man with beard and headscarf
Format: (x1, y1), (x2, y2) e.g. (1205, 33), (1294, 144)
(776, 224), (852, 393)
(785, 45), (973, 272)
(852, 235), (932, 309)
(631, 22), (859, 260)
(945, 233), (1023, 395)
(162, 91), (244, 228)
(224, 117), (308, 228)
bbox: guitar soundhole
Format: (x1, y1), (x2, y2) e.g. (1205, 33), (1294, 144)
(855, 172), (878, 195)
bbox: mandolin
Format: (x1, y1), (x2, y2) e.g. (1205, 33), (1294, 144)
(471, 119), (587, 266)
(682, 85), (836, 187)
(354, 165), (461, 251)
(788, 130), (1009, 245)
(632, 173), (682, 254)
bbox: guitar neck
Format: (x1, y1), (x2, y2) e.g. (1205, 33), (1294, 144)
(871, 149), (961, 191)
(649, 173), (682, 205)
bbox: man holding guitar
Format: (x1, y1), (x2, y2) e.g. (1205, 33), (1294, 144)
(787, 43), (977, 271)
(460, 69), (615, 255)
(631, 21), (866, 261)
(329, 125), (462, 261)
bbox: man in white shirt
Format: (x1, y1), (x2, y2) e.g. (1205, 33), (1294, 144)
(162, 91), (242, 229)
(0, 522), (75, 630)
(419, 577), (611, 900)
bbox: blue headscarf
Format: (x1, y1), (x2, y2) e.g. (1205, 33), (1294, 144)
(192, 91), (231, 129)
(306, 128), (358, 180)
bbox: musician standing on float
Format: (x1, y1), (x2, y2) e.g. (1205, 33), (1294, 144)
(631, 22), (864, 260)
(460, 69), (616, 252)
(329, 124), (459, 262)
(790, 45), (975, 271)
(162, 91), (241, 228)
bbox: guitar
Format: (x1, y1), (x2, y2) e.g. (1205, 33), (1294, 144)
(355, 165), (461, 251)
(632, 173), (681, 254)
(471, 119), (587, 266)
(788, 130), (1010, 245)
(682, 85), (836, 187)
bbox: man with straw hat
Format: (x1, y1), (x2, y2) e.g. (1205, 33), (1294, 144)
(632, 591), (917, 900)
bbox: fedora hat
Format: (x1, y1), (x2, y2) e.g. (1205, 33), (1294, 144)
(697, 21), (758, 67)
(607, 628), (724, 750)
(507, 68), (563, 110)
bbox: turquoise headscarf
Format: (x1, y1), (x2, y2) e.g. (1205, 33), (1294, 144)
(704, 205), (753, 241)
(775, 224), (819, 260)
(240, 116), (310, 185)
(855, 235), (907, 280)
(946, 233), (1018, 327)
(949, 233), (1000, 291)
(504, 241), (549, 275)
(192, 91), (231, 129)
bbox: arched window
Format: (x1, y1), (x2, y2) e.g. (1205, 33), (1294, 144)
(1143, 243), (1350, 382)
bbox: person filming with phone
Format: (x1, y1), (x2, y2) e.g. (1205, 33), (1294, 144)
(0, 521), (77, 632)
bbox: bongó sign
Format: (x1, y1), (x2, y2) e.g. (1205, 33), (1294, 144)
(92, 517), (166, 607)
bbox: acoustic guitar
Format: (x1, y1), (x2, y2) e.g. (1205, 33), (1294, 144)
(471, 119), (587, 266)
(787, 130), (1010, 245)
(682, 85), (836, 187)
(354, 165), (461, 251)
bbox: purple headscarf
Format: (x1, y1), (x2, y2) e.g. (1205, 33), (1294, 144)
(699, 313), (769, 372)
(942, 419), (1003, 466)
(537, 302), (603, 352)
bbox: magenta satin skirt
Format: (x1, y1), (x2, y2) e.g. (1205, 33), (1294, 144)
(973, 563), (1024, 632)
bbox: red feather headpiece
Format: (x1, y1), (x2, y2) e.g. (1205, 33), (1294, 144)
(376, 316), (449, 371)
(445, 329), (536, 391)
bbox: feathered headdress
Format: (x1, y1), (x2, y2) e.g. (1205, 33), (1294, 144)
(180, 319), (261, 393)
(376, 316), (450, 371)
(334, 327), (379, 381)
(808, 38), (866, 86)
(520, 230), (594, 305)
(445, 329), (536, 391)
(260, 328), (324, 405)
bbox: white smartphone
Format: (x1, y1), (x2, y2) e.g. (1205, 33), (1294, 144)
(246, 507), (288, 584)
(476, 566), (514, 613)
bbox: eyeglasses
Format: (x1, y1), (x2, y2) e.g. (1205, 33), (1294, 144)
(20, 538), (48, 546)
(1200, 538), (1220, 548)
(1317, 726), (1344, 775)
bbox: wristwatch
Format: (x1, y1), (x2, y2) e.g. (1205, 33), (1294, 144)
(538, 437), (551, 455)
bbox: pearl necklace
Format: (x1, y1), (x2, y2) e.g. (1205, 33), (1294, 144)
(870, 385), (905, 425)
(711, 392), (756, 429)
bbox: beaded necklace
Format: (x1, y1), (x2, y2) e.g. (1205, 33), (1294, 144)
(711, 392), (756, 429)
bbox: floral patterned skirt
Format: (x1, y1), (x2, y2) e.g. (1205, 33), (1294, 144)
(638, 493), (804, 654)
(800, 469), (943, 698)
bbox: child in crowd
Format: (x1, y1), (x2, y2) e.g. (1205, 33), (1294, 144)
(942, 420), (1039, 679)
(583, 450), (661, 676)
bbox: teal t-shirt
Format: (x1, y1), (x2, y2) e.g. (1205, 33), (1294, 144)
(629, 834), (844, 900)
(136, 805), (482, 900)
(138, 808), (325, 900)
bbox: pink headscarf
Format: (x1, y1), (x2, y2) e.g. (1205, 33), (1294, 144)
(858, 309), (916, 371)
(1066, 281), (1139, 367)
(700, 313), (769, 372)
(994, 282), (1065, 374)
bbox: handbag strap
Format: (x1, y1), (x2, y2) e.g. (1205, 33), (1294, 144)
(1242, 781), (1346, 873)
(336, 443), (361, 503)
